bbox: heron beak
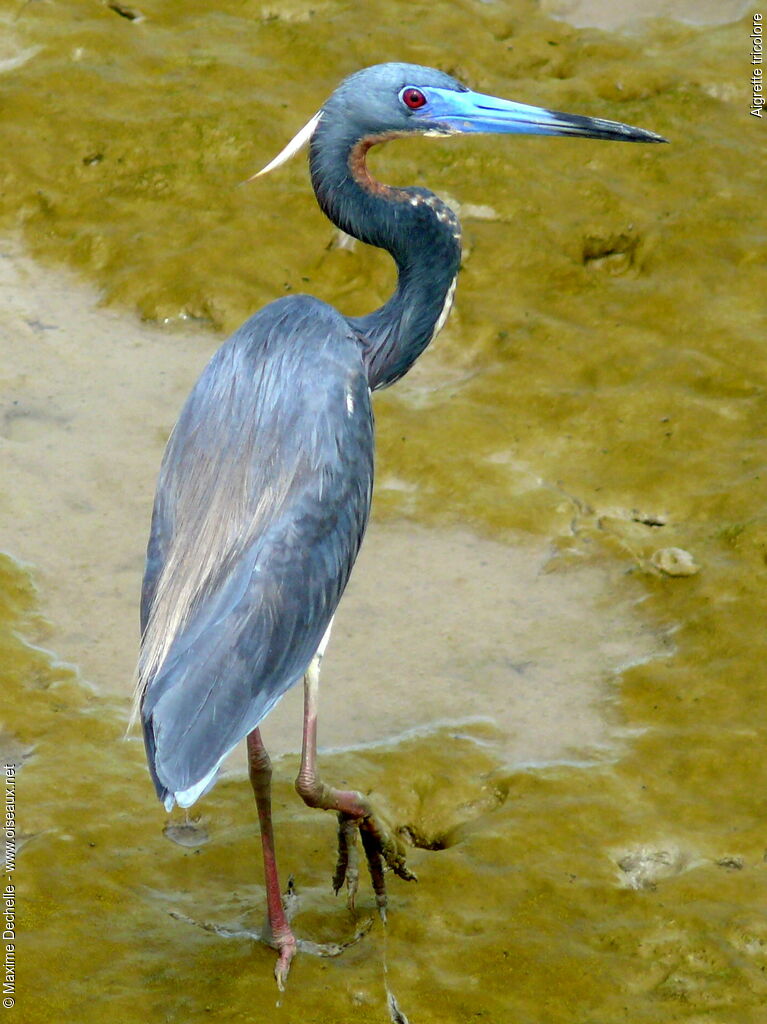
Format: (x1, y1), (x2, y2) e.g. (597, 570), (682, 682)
(418, 86), (667, 144)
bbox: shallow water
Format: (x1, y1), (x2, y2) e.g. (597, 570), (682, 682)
(1, 0), (766, 1020)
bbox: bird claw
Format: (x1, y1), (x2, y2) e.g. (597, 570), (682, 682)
(334, 808), (417, 917)
(169, 893), (374, 989)
(272, 935), (297, 992)
(333, 814), (360, 905)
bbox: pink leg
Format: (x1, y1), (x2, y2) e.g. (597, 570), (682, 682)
(294, 657), (415, 917)
(247, 727), (296, 990)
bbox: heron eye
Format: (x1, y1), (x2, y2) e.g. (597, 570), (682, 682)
(401, 87), (427, 110)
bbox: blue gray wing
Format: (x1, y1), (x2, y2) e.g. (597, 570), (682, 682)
(137, 296), (373, 807)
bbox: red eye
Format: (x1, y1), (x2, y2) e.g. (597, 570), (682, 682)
(401, 87), (427, 110)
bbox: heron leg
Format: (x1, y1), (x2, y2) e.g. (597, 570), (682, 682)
(247, 727), (296, 990)
(294, 654), (415, 918)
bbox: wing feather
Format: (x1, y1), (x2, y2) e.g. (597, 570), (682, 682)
(136, 295), (373, 805)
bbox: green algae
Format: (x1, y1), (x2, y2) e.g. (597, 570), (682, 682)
(1, 0), (767, 1021)
(5, 549), (767, 1022)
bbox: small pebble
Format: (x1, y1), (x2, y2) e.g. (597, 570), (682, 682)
(650, 547), (700, 577)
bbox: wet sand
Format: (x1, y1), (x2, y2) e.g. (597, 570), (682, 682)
(543, 0), (751, 29)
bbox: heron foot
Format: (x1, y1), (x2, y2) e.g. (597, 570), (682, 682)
(295, 660), (416, 917)
(333, 807), (417, 918)
(270, 928), (297, 991)
(169, 894), (374, 984)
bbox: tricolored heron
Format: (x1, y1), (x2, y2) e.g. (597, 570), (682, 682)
(134, 62), (665, 987)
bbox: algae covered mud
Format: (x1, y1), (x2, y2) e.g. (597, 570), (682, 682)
(1, 0), (766, 1020)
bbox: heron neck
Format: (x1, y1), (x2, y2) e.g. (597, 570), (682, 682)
(310, 131), (461, 391)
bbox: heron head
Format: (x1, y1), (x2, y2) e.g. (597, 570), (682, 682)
(252, 61), (666, 179)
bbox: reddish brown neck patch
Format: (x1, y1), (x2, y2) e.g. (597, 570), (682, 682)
(348, 133), (407, 198)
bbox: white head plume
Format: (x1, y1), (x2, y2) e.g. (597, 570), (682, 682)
(245, 109), (323, 182)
